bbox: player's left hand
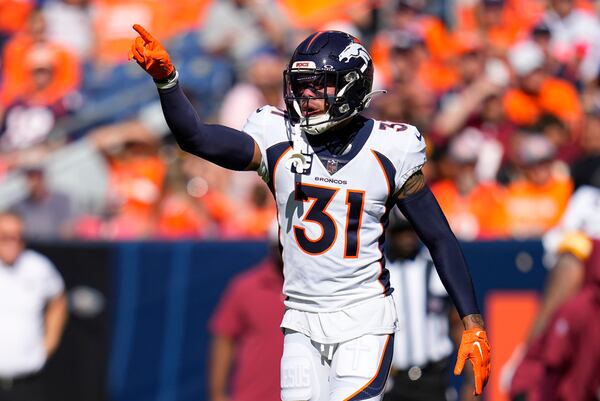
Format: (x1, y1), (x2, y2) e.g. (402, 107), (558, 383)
(129, 24), (174, 80)
(454, 328), (491, 396)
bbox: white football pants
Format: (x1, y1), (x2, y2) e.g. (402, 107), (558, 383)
(280, 330), (394, 401)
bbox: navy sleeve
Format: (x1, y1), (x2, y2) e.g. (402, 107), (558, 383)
(158, 83), (256, 171)
(396, 186), (480, 318)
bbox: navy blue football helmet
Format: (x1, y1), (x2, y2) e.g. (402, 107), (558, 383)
(284, 31), (376, 135)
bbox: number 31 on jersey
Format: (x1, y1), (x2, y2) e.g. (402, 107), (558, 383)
(293, 183), (365, 258)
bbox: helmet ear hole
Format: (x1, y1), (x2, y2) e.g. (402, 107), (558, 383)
(345, 71), (359, 83)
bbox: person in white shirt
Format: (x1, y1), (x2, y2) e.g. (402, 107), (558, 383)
(542, 0), (600, 82)
(0, 211), (67, 401)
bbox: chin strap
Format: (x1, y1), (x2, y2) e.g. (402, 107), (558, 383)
(285, 123), (309, 174)
(286, 138), (308, 173)
(284, 122), (309, 201)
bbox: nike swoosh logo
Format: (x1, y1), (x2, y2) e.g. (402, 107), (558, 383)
(474, 341), (483, 360)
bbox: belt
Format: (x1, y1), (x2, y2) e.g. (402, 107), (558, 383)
(0, 371), (41, 391)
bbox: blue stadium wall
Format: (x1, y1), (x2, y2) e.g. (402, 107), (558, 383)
(33, 240), (547, 401)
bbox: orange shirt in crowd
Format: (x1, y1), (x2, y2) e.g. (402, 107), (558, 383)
(94, 0), (169, 63)
(484, 24), (523, 55)
(431, 180), (508, 240)
(453, 0), (532, 57)
(94, 0), (213, 63)
(222, 199), (276, 238)
(369, 34), (396, 86)
(155, 193), (207, 239)
(0, 0), (34, 34)
(168, 0), (212, 36)
(370, 34), (460, 92)
(415, 59), (460, 95)
(505, 175), (573, 238)
(199, 191), (234, 227)
(0, 37), (80, 106)
(454, 0), (594, 57)
(503, 78), (583, 130)
(108, 153), (166, 231)
(278, 0), (368, 29)
(420, 16), (462, 61)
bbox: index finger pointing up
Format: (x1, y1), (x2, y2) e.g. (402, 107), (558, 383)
(133, 24), (155, 43)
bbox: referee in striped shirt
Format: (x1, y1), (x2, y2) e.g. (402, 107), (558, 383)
(383, 215), (471, 401)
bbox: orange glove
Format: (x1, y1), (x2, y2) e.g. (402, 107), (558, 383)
(130, 24), (174, 81)
(454, 328), (491, 396)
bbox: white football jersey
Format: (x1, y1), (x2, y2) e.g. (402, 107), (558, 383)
(244, 106), (426, 313)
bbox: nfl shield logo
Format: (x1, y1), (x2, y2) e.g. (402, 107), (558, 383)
(326, 159), (339, 174)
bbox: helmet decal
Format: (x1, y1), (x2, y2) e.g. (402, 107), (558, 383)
(338, 42), (371, 73)
(292, 61), (317, 69)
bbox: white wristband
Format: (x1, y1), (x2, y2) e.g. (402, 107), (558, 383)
(155, 70), (179, 90)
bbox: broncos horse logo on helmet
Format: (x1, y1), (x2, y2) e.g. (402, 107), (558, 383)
(338, 42), (371, 73)
(283, 31), (381, 136)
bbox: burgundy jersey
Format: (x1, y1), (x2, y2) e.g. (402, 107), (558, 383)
(510, 240), (600, 401)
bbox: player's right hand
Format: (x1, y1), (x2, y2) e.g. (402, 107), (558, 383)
(454, 328), (491, 396)
(130, 24), (174, 80)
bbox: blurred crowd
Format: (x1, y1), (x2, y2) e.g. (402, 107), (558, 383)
(1, 0), (600, 241)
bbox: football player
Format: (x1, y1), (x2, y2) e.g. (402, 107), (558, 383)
(130, 26), (491, 401)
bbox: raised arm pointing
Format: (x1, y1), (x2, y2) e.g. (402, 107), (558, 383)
(130, 24), (262, 171)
